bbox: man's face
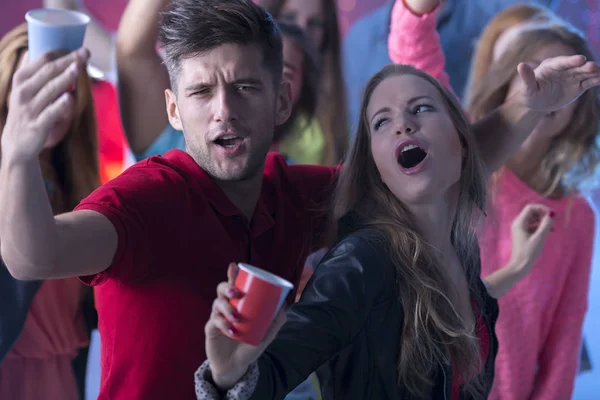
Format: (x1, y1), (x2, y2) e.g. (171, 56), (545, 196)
(166, 43), (292, 182)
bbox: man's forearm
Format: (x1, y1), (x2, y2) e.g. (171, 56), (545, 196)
(0, 158), (60, 280)
(472, 98), (544, 175)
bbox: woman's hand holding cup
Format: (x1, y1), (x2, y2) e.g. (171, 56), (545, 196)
(205, 263), (291, 390)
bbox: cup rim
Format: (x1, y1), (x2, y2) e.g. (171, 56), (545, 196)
(25, 8), (91, 27)
(237, 263), (294, 289)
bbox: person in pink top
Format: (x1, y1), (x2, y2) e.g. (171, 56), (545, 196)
(0, 24), (101, 400)
(387, 1), (599, 399)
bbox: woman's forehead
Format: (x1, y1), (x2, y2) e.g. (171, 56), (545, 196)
(367, 74), (441, 115)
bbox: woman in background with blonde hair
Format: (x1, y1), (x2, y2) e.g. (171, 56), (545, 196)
(0, 23), (100, 400)
(387, 1), (599, 398)
(463, 3), (556, 104)
(468, 25), (599, 400)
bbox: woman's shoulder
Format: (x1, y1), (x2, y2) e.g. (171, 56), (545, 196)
(322, 229), (396, 283)
(329, 229), (390, 258)
(566, 195), (595, 231)
(571, 194), (595, 215)
(315, 229), (397, 302)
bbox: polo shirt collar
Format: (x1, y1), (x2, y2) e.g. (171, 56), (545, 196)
(163, 150), (276, 224)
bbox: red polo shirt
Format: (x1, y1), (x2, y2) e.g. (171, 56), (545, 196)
(74, 150), (335, 400)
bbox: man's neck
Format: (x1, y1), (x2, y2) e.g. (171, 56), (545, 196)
(216, 173), (264, 220)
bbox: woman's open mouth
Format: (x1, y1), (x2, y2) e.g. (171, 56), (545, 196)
(397, 143), (428, 170)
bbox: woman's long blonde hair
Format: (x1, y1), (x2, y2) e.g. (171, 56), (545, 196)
(464, 3), (553, 105)
(261, 0), (348, 164)
(333, 64), (488, 398)
(0, 23), (100, 212)
(468, 26), (600, 197)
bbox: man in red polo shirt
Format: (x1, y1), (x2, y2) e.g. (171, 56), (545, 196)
(0, 1), (331, 398)
(2, 0), (600, 399)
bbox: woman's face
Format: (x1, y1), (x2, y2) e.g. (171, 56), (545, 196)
(6, 52), (73, 149)
(279, 0), (326, 50)
(493, 20), (548, 61)
(505, 41), (578, 149)
(282, 35), (305, 106)
(367, 74), (464, 206)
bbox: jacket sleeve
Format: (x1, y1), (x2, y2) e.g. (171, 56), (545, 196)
(388, 0), (453, 94)
(0, 259), (41, 362)
(530, 202), (594, 400)
(249, 233), (392, 399)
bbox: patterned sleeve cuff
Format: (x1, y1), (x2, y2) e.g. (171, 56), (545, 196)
(194, 360), (259, 400)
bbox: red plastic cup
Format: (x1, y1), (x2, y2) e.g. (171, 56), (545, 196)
(226, 263), (294, 346)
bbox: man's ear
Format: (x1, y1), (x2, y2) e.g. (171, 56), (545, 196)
(166, 89), (183, 131)
(275, 80), (293, 126)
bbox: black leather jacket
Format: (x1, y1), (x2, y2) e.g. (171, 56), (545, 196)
(251, 229), (499, 400)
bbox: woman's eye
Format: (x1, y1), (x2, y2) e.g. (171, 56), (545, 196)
(413, 104), (434, 114)
(374, 118), (388, 130)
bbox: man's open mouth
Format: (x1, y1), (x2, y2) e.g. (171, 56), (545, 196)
(214, 135), (243, 148)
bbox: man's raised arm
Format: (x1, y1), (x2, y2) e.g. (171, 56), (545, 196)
(0, 50), (117, 280)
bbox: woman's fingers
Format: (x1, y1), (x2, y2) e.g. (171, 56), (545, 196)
(531, 212), (554, 241)
(515, 204), (548, 228)
(517, 62), (539, 94)
(215, 312), (237, 336)
(581, 76), (600, 91)
(205, 310), (236, 337)
(538, 54), (587, 72)
(227, 262), (238, 285)
(212, 295), (241, 324)
(216, 281), (243, 300)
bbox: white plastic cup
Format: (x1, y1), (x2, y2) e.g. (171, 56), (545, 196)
(25, 8), (90, 61)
